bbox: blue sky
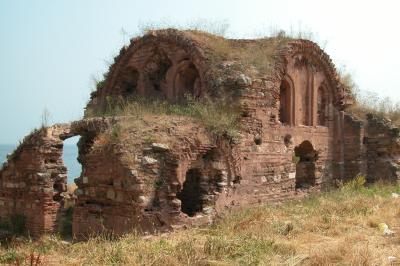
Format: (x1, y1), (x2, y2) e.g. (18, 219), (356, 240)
(1, 0), (400, 144)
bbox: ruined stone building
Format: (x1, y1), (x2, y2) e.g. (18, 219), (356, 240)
(1, 29), (399, 238)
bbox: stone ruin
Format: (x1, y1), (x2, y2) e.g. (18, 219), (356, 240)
(1, 29), (399, 239)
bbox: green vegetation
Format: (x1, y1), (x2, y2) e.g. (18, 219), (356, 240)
(61, 207), (73, 238)
(0, 214), (26, 236)
(0, 181), (399, 265)
(86, 95), (240, 138)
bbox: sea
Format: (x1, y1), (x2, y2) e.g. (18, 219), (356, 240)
(0, 144), (81, 184)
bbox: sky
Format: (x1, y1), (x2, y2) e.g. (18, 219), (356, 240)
(1, 0), (400, 144)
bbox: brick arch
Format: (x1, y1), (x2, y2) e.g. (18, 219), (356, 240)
(92, 29), (207, 103)
(278, 40), (353, 110)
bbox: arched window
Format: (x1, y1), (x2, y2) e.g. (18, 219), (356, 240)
(317, 86), (328, 126)
(279, 79), (292, 125)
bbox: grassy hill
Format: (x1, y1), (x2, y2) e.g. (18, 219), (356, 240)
(1, 178), (399, 265)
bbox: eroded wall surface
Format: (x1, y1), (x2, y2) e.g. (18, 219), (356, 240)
(1, 34), (400, 239)
(0, 125), (70, 237)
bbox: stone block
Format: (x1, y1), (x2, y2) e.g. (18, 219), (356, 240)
(151, 143), (170, 152)
(142, 156), (158, 165)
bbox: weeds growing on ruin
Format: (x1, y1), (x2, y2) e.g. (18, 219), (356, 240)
(86, 95), (240, 138)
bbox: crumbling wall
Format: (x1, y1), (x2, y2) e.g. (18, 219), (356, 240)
(341, 114), (366, 181)
(0, 118), (115, 237)
(0, 125), (70, 237)
(364, 114), (400, 183)
(72, 116), (239, 238)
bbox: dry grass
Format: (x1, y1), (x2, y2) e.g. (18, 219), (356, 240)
(184, 30), (291, 76)
(86, 95), (240, 139)
(1, 182), (400, 265)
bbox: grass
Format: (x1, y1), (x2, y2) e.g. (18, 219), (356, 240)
(348, 89), (400, 126)
(1, 181), (399, 265)
(86, 95), (240, 139)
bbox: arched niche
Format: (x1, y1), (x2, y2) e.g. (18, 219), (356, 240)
(173, 60), (201, 99)
(120, 66), (139, 96)
(279, 76), (295, 125)
(146, 51), (172, 95)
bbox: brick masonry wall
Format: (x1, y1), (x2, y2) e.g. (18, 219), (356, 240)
(364, 114), (400, 183)
(0, 125), (69, 237)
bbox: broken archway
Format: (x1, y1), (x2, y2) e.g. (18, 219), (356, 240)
(294, 140), (318, 189)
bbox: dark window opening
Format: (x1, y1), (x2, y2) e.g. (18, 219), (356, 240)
(294, 141), (317, 188)
(177, 168), (204, 216)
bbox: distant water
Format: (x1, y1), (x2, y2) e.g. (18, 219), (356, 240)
(0, 144), (80, 184)
(62, 144), (81, 183)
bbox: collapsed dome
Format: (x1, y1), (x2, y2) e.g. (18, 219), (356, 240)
(87, 29), (352, 113)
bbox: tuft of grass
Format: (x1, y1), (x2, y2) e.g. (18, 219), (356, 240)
(0, 249), (24, 264)
(341, 174), (366, 191)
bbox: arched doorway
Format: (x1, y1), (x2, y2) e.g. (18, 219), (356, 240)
(294, 141), (318, 188)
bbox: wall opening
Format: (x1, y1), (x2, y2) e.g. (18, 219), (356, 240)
(279, 79), (292, 125)
(146, 50), (172, 95)
(317, 86), (328, 126)
(294, 141), (317, 188)
(174, 60), (201, 99)
(177, 168), (204, 216)
(62, 136), (82, 184)
(121, 67), (139, 95)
